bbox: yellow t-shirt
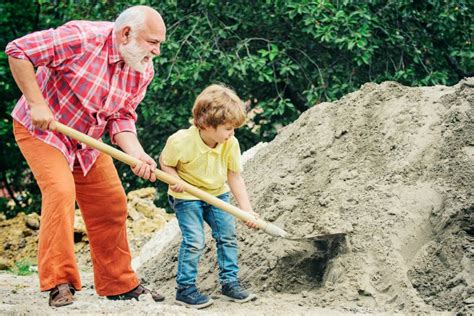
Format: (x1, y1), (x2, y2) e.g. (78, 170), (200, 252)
(161, 125), (243, 200)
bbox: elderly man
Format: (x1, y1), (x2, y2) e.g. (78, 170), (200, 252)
(6, 6), (166, 307)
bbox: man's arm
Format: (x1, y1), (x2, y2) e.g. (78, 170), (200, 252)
(6, 24), (86, 130)
(114, 131), (157, 182)
(8, 57), (55, 130)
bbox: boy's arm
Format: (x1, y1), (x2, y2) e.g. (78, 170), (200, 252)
(227, 170), (259, 228)
(159, 154), (185, 193)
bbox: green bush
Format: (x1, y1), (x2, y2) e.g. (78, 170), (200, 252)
(0, 0), (472, 216)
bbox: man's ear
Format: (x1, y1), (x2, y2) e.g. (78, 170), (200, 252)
(119, 26), (131, 44)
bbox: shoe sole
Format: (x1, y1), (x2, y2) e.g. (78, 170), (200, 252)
(175, 298), (214, 309)
(49, 301), (73, 308)
(221, 293), (257, 303)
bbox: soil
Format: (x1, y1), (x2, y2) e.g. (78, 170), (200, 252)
(0, 78), (472, 315)
(140, 78), (473, 314)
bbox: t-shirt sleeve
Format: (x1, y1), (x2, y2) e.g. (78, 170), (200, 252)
(161, 135), (181, 167)
(227, 138), (243, 173)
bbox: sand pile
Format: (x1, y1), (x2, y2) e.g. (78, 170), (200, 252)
(0, 213), (39, 271)
(140, 78), (473, 314)
(0, 188), (173, 271)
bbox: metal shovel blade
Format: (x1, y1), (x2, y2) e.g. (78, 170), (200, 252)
(285, 232), (346, 241)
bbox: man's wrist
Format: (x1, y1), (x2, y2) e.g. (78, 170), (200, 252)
(28, 100), (48, 109)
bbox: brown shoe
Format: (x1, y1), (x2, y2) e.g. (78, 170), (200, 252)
(49, 283), (75, 307)
(107, 284), (165, 302)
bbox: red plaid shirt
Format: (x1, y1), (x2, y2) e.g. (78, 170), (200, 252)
(6, 21), (154, 175)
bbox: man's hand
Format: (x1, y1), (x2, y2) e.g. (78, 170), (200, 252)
(30, 102), (56, 130)
(114, 131), (157, 182)
(8, 56), (57, 131)
(130, 151), (157, 182)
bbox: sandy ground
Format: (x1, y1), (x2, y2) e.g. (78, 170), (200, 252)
(0, 78), (472, 315)
(0, 271), (352, 315)
(141, 78), (473, 314)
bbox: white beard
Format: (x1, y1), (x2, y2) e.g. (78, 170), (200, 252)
(119, 37), (152, 73)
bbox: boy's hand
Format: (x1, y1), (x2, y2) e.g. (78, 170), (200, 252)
(244, 210), (260, 229)
(170, 182), (185, 193)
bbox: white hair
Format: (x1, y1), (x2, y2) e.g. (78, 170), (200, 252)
(114, 6), (147, 34)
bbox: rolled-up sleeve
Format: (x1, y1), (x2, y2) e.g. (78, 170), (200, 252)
(5, 22), (85, 69)
(108, 85), (149, 143)
(108, 59), (154, 144)
(108, 108), (138, 143)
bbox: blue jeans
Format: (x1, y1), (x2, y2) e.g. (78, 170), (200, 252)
(168, 192), (239, 288)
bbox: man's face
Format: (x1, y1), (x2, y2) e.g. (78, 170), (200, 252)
(119, 35), (152, 73)
(119, 15), (166, 73)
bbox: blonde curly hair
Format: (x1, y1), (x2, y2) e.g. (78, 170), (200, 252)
(192, 84), (246, 129)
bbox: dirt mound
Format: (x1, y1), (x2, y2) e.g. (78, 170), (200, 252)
(139, 78), (473, 314)
(0, 213), (39, 271)
(0, 188), (173, 271)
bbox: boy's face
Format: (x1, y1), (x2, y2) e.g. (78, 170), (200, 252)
(207, 123), (235, 144)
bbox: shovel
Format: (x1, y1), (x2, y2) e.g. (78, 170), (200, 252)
(54, 122), (290, 238)
(54, 122), (346, 241)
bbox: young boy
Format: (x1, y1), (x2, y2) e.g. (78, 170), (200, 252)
(159, 84), (258, 309)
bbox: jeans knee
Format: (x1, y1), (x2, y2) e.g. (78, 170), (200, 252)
(213, 231), (237, 246)
(182, 237), (205, 253)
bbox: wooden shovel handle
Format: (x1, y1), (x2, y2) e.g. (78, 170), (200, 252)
(54, 122), (288, 238)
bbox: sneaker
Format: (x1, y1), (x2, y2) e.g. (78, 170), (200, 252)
(175, 285), (213, 309)
(221, 281), (257, 303)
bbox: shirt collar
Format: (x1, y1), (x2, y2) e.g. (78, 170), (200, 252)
(108, 30), (122, 64)
(191, 125), (223, 154)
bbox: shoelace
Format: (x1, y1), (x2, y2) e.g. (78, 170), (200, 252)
(233, 286), (244, 294)
(180, 287), (201, 300)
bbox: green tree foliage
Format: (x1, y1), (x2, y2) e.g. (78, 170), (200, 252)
(0, 0), (472, 216)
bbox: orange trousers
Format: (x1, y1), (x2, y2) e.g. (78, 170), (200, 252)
(13, 120), (139, 296)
